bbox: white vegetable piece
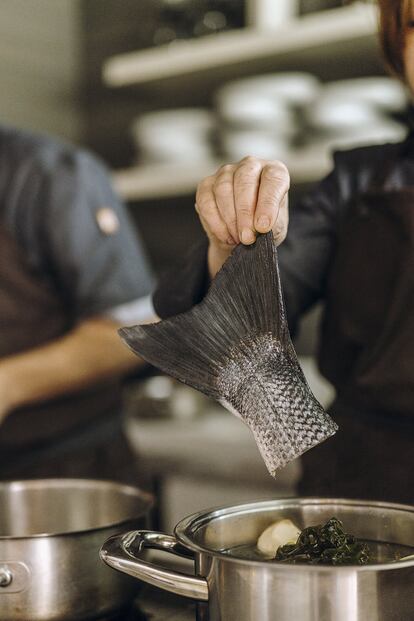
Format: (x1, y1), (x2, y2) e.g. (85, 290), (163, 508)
(257, 519), (301, 557)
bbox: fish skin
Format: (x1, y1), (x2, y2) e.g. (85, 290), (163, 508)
(119, 233), (338, 476)
(217, 333), (338, 475)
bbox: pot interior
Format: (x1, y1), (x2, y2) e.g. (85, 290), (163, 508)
(0, 479), (152, 537)
(176, 498), (414, 563)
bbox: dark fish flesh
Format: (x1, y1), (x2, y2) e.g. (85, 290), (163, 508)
(120, 233), (338, 476)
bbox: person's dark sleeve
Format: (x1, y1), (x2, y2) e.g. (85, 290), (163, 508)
(17, 147), (155, 320)
(153, 238), (209, 319)
(278, 140), (393, 333)
(278, 163), (344, 335)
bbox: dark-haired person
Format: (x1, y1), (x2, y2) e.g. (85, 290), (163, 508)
(152, 0), (414, 504)
(0, 125), (155, 483)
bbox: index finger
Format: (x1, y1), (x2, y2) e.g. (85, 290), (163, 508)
(233, 156), (264, 244)
(254, 162), (290, 233)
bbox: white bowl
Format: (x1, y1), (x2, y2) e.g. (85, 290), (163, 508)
(216, 72), (321, 108)
(140, 141), (215, 164)
(221, 130), (291, 161)
(307, 99), (387, 131)
(216, 92), (295, 133)
(138, 130), (210, 147)
(131, 108), (215, 146)
(308, 119), (407, 151)
(320, 77), (408, 112)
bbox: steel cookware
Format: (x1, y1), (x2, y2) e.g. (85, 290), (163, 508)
(0, 478), (152, 621)
(101, 497), (414, 621)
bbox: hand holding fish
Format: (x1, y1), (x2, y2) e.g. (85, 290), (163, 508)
(195, 156), (290, 278)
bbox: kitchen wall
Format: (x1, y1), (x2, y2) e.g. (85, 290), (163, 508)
(0, 0), (83, 141)
(0, 0), (157, 163)
(80, 0), (163, 166)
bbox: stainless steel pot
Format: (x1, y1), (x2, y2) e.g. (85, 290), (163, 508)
(0, 478), (152, 621)
(101, 498), (414, 621)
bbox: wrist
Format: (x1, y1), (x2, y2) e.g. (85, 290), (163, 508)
(207, 242), (233, 280)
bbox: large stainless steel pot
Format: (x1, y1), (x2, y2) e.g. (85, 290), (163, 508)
(101, 498), (414, 621)
(0, 478), (152, 621)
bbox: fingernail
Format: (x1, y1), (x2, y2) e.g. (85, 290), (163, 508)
(256, 216), (270, 231)
(241, 228), (255, 244)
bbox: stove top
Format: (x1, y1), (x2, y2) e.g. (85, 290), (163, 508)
(87, 586), (196, 621)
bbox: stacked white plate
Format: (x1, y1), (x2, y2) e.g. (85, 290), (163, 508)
(315, 77), (408, 114)
(131, 108), (216, 164)
(306, 77), (409, 150)
(215, 72), (321, 160)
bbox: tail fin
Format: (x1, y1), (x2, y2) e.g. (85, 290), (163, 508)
(120, 232), (337, 474)
(119, 233), (296, 399)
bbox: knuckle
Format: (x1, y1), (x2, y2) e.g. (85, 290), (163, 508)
(236, 157), (262, 179)
(196, 175), (214, 193)
(213, 178), (234, 196)
(217, 163), (234, 175)
(240, 155), (258, 166)
(259, 196), (278, 212)
(262, 164), (290, 188)
(272, 160), (289, 176)
(238, 205), (254, 217)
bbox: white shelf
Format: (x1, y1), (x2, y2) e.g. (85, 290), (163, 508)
(103, 3), (378, 87)
(112, 150), (333, 202)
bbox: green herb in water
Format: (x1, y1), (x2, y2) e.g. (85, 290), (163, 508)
(275, 517), (370, 565)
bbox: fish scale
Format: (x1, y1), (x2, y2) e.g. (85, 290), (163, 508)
(120, 232), (338, 476)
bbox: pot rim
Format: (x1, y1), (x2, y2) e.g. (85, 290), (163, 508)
(174, 496), (414, 572)
(0, 478), (153, 540)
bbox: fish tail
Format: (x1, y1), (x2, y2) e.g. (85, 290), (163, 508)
(120, 233), (338, 475)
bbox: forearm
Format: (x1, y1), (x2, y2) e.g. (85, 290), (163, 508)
(0, 317), (145, 415)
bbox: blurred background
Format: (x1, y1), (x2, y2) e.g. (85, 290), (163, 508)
(1, 0), (410, 530)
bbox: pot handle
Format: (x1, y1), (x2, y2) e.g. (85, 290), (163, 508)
(100, 530), (209, 601)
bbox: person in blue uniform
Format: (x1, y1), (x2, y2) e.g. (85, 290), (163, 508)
(151, 0), (414, 504)
(0, 125), (155, 484)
